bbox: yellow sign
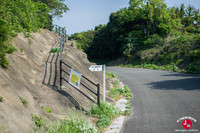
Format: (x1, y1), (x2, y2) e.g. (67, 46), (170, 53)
(71, 73), (79, 85)
(69, 69), (82, 89)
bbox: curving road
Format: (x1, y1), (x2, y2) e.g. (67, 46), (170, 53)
(106, 67), (200, 133)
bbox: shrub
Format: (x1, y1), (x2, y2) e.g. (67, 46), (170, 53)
(187, 65), (200, 74)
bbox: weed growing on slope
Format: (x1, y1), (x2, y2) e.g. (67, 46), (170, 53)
(0, 96), (3, 102)
(49, 47), (60, 53)
(87, 102), (122, 131)
(32, 114), (44, 128)
(106, 72), (116, 79)
(20, 48), (24, 52)
(33, 109), (98, 133)
(18, 96), (28, 108)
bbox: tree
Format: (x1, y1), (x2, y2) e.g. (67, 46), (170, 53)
(32, 0), (69, 18)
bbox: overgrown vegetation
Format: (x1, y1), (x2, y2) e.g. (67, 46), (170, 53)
(70, 0), (200, 73)
(109, 85), (132, 100)
(33, 109), (98, 133)
(18, 96), (28, 108)
(87, 102), (122, 131)
(0, 0), (68, 69)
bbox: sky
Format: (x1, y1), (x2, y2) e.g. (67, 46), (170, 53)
(53, 0), (200, 35)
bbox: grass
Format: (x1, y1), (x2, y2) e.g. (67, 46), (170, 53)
(125, 104), (132, 109)
(123, 110), (131, 116)
(87, 102), (122, 131)
(109, 85), (132, 100)
(18, 96), (28, 108)
(119, 63), (180, 72)
(0, 96), (3, 102)
(49, 47), (60, 53)
(106, 72), (116, 79)
(20, 48), (24, 52)
(113, 80), (120, 88)
(33, 109), (98, 133)
(119, 63), (200, 74)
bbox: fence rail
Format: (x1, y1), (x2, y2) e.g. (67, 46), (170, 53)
(55, 26), (100, 106)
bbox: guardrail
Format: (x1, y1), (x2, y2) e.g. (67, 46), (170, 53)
(56, 26), (100, 106)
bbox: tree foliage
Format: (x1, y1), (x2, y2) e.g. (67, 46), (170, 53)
(0, 0), (68, 68)
(71, 0), (200, 62)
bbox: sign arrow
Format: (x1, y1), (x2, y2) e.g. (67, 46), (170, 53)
(89, 65), (103, 72)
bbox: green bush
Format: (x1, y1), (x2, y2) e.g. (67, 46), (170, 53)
(187, 65), (200, 74)
(87, 102), (122, 131)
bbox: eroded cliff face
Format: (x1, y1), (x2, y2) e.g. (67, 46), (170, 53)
(0, 29), (112, 133)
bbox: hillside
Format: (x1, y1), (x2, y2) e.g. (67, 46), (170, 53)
(0, 30), (111, 133)
(69, 0), (200, 74)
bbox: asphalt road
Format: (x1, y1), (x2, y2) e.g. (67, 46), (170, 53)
(106, 67), (200, 133)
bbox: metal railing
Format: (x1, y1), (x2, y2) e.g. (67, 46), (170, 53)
(57, 26), (100, 106)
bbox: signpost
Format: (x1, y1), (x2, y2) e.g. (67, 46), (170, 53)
(69, 69), (82, 89)
(89, 65), (106, 102)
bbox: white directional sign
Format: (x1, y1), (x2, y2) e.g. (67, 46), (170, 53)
(89, 64), (106, 102)
(89, 65), (103, 72)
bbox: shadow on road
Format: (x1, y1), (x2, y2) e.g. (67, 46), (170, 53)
(162, 73), (200, 78)
(148, 77), (200, 90)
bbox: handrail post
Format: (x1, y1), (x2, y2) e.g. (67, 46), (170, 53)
(97, 84), (100, 106)
(65, 30), (67, 43)
(59, 27), (60, 36)
(60, 60), (62, 88)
